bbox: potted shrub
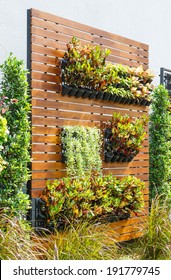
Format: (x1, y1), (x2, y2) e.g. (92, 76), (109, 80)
(104, 112), (148, 162)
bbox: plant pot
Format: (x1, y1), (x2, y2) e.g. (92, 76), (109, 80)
(117, 154), (125, 162)
(69, 86), (78, 97)
(61, 59), (67, 70)
(122, 155), (132, 162)
(103, 92), (111, 101)
(76, 88), (85, 98)
(146, 100), (151, 106)
(89, 91), (96, 99)
(82, 89), (91, 98)
(110, 94), (117, 102)
(104, 152), (113, 163)
(115, 96), (122, 103)
(96, 91), (104, 100)
(140, 98), (147, 106)
(104, 128), (112, 139)
(128, 155), (134, 162)
(111, 154), (119, 162)
(104, 141), (113, 151)
(62, 84), (71, 96)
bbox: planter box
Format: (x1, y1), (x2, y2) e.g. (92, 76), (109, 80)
(61, 84), (151, 106)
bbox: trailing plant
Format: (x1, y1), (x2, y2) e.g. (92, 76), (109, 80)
(0, 54), (31, 217)
(104, 112), (148, 162)
(62, 37), (154, 103)
(149, 85), (171, 202)
(40, 175), (145, 225)
(61, 126), (102, 177)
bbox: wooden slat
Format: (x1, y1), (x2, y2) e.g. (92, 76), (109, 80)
(31, 9), (148, 50)
(32, 62), (61, 75)
(32, 99), (147, 118)
(32, 71), (61, 83)
(31, 17), (148, 57)
(32, 144), (61, 153)
(31, 26), (148, 65)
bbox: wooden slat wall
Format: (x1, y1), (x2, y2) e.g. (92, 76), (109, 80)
(29, 8), (149, 242)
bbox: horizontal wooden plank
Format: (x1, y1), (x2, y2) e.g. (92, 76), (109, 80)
(32, 44), (63, 58)
(31, 90), (148, 112)
(31, 62), (61, 75)
(32, 160), (149, 172)
(32, 108), (149, 125)
(32, 153), (60, 161)
(31, 9), (149, 50)
(32, 170), (149, 181)
(31, 26), (148, 65)
(31, 17), (148, 58)
(32, 35), (67, 54)
(31, 52), (59, 66)
(32, 99), (147, 118)
(32, 135), (60, 144)
(32, 126), (60, 135)
(32, 161), (64, 170)
(31, 80), (61, 92)
(32, 71), (61, 83)
(32, 117), (98, 127)
(32, 144), (61, 153)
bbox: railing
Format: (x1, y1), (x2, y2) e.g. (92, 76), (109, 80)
(160, 67), (171, 95)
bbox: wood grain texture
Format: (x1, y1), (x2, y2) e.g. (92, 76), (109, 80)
(30, 8), (150, 242)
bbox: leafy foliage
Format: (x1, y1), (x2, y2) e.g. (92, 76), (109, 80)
(63, 37), (154, 101)
(149, 85), (171, 202)
(41, 175), (145, 224)
(61, 126), (102, 177)
(104, 113), (148, 159)
(0, 54), (31, 217)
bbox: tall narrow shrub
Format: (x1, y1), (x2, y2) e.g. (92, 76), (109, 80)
(149, 85), (171, 202)
(0, 54), (31, 217)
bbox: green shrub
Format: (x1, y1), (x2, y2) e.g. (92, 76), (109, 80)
(61, 126), (102, 177)
(149, 85), (171, 202)
(0, 54), (31, 217)
(41, 175), (145, 224)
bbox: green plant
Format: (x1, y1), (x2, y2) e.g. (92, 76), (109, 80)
(64, 37), (110, 90)
(149, 85), (171, 202)
(0, 211), (119, 260)
(0, 115), (8, 172)
(137, 196), (171, 260)
(46, 221), (118, 260)
(104, 112), (148, 160)
(63, 37), (154, 102)
(61, 126), (102, 177)
(0, 54), (31, 217)
(41, 175), (145, 225)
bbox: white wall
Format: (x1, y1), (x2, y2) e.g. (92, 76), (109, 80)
(0, 0), (171, 84)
